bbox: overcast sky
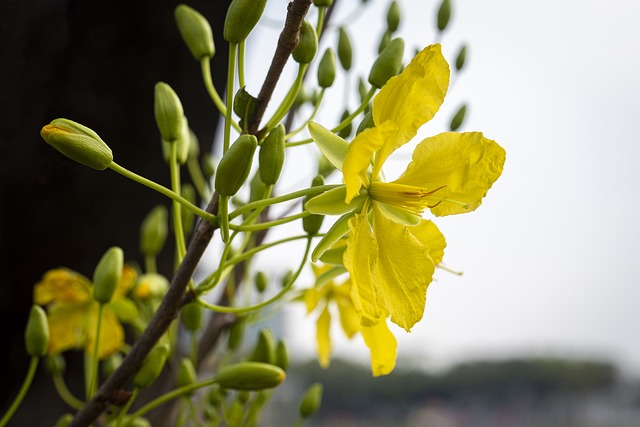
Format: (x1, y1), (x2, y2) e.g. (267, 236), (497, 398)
(241, 0), (640, 374)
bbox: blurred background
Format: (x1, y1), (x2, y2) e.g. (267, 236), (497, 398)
(2, 0), (640, 425)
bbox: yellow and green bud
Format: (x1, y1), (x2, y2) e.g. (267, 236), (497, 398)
(175, 4), (215, 60)
(132, 343), (170, 389)
(259, 124), (285, 185)
(227, 317), (245, 351)
(154, 82), (184, 142)
(140, 205), (168, 257)
(292, 20), (318, 64)
(249, 329), (276, 364)
(437, 0), (452, 32)
(40, 119), (112, 170)
(92, 247), (123, 304)
(25, 305), (49, 357)
(455, 44), (467, 71)
(337, 27), (353, 70)
(369, 37), (404, 88)
(303, 175), (325, 235)
(177, 358), (197, 394)
(214, 134), (257, 197)
(134, 273), (169, 300)
(449, 103), (467, 131)
(45, 354), (66, 375)
(387, 1), (401, 32)
(216, 362), (285, 391)
(317, 48), (336, 88)
(181, 302), (203, 332)
(299, 382), (324, 418)
(255, 271), (268, 293)
(224, 0), (267, 43)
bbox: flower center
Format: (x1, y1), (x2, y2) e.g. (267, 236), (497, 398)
(368, 182), (446, 215)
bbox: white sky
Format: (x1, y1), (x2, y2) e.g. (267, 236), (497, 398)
(240, 0), (640, 374)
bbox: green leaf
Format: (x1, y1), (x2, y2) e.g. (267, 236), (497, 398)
(308, 122), (349, 171)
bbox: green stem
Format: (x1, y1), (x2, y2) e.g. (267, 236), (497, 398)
(238, 41), (246, 88)
(0, 357), (39, 427)
(285, 89), (325, 139)
(116, 387), (139, 427)
(200, 58), (241, 132)
(187, 154), (211, 201)
(108, 162), (217, 224)
(265, 64), (308, 131)
(225, 43), (238, 153)
(87, 303), (104, 399)
(53, 373), (84, 410)
(286, 87), (376, 147)
(316, 6), (326, 36)
(145, 254), (157, 274)
(228, 211), (309, 232)
(196, 237), (312, 314)
(170, 143), (187, 260)
(186, 398), (205, 427)
(219, 195), (230, 243)
(190, 332), (198, 367)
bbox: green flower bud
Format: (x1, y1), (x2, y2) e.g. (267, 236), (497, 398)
(378, 30), (391, 54)
(292, 20), (318, 64)
(317, 48), (337, 88)
(154, 82), (184, 142)
(233, 87), (258, 127)
(215, 134), (258, 197)
(25, 305), (49, 357)
(132, 343), (170, 388)
(188, 128), (200, 159)
(227, 317), (245, 351)
(161, 119), (190, 165)
(175, 4), (215, 60)
(102, 353), (122, 378)
(92, 246), (123, 304)
(275, 339), (289, 372)
(224, 0), (267, 43)
(437, 0), (452, 32)
(337, 110), (352, 139)
(140, 205), (168, 257)
(387, 1), (401, 32)
(249, 329), (276, 364)
(356, 111), (374, 135)
(299, 383), (324, 418)
(368, 38), (404, 88)
(54, 414), (74, 427)
(358, 77), (368, 102)
(255, 271), (268, 293)
(313, 0), (333, 6)
(134, 273), (169, 300)
(337, 27), (353, 71)
(202, 153), (216, 179)
(45, 354), (66, 375)
(455, 44), (467, 71)
(303, 175), (325, 235)
(449, 104), (467, 131)
(216, 362), (285, 391)
(177, 358), (197, 394)
(181, 183), (196, 235)
(259, 124), (285, 185)
(281, 270), (294, 288)
(40, 119), (112, 170)
(248, 171), (266, 205)
(181, 302), (203, 332)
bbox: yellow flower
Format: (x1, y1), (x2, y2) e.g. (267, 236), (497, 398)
(308, 44), (506, 332)
(33, 266), (138, 359)
(304, 264), (397, 376)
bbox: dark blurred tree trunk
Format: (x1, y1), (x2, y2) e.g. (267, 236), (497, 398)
(0, 0), (230, 423)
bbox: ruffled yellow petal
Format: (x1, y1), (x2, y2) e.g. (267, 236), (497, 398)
(34, 269), (92, 305)
(361, 319), (397, 376)
(372, 204), (435, 331)
(342, 126), (386, 203)
(86, 306), (124, 359)
(372, 44), (450, 174)
(409, 219), (446, 265)
(334, 282), (360, 338)
(344, 212), (384, 325)
(47, 303), (90, 355)
(394, 132), (506, 217)
(316, 305), (332, 368)
(113, 265), (137, 299)
(304, 286), (327, 313)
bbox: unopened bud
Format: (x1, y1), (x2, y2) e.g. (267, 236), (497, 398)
(154, 82), (184, 142)
(45, 354), (66, 375)
(202, 154), (216, 179)
(259, 124), (285, 185)
(378, 30), (391, 54)
(369, 38), (404, 88)
(25, 305), (49, 357)
(356, 111), (374, 135)
(449, 104), (467, 131)
(299, 383), (324, 418)
(215, 134), (257, 196)
(303, 175), (325, 235)
(455, 44), (467, 71)
(181, 302), (203, 332)
(337, 110), (352, 139)
(276, 339), (289, 372)
(132, 343), (170, 388)
(317, 48), (336, 88)
(175, 4), (215, 60)
(293, 20), (318, 64)
(177, 358), (197, 394)
(216, 362), (285, 391)
(387, 1), (401, 32)
(227, 317), (245, 351)
(92, 247), (123, 304)
(281, 270), (294, 288)
(249, 329), (276, 364)
(54, 414), (74, 427)
(140, 205), (168, 257)
(255, 271), (268, 293)
(224, 0), (267, 43)
(102, 353), (122, 378)
(337, 27), (353, 70)
(437, 0), (452, 32)
(40, 119), (112, 170)
(134, 273), (169, 300)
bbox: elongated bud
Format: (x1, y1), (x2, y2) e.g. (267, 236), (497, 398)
(276, 339), (289, 371)
(227, 317), (245, 351)
(337, 110), (352, 139)
(140, 205), (168, 257)
(216, 362), (285, 391)
(181, 302), (203, 332)
(249, 329), (276, 364)
(25, 305), (49, 357)
(455, 44), (467, 71)
(215, 134), (257, 196)
(202, 153), (216, 179)
(337, 27), (353, 70)
(303, 175), (325, 235)
(255, 271), (268, 293)
(224, 0), (267, 43)
(281, 270), (294, 288)
(40, 119), (112, 170)
(369, 38), (404, 88)
(259, 124), (285, 185)
(437, 0), (452, 32)
(317, 48), (336, 88)
(177, 358), (197, 394)
(292, 20), (318, 64)
(54, 414), (74, 427)
(449, 104), (467, 131)
(299, 383), (324, 418)
(45, 354), (66, 375)
(175, 4), (215, 60)
(154, 82), (184, 142)
(133, 343), (170, 388)
(102, 353), (122, 378)
(181, 183), (196, 235)
(378, 30), (391, 54)
(387, 1), (401, 32)
(93, 247), (123, 304)
(356, 111), (374, 135)
(313, 0), (333, 6)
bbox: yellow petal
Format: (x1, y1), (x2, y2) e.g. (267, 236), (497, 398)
(316, 306), (332, 368)
(335, 282), (361, 338)
(304, 286), (327, 313)
(361, 319), (397, 376)
(47, 303), (90, 355)
(409, 219), (446, 265)
(372, 44), (450, 173)
(86, 307), (124, 359)
(34, 269), (92, 305)
(344, 212), (384, 325)
(342, 126), (385, 203)
(394, 132), (506, 216)
(372, 204), (435, 331)
(113, 265), (137, 299)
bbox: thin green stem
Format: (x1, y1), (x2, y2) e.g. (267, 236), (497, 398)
(145, 254), (157, 274)
(285, 89), (325, 139)
(219, 195), (230, 243)
(186, 398), (205, 427)
(238, 41), (246, 88)
(265, 64), (308, 131)
(170, 143), (187, 260)
(190, 332), (198, 367)
(224, 234), (315, 274)
(0, 357), (39, 427)
(88, 303), (105, 399)
(229, 211), (309, 232)
(225, 43), (238, 153)
(196, 237), (312, 314)
(116, 387), (139, 427)
(200, 59), (241, 132)
(286, 87), (376, 147)
(53, 374), (84, 410)
(187, 155), (211, 201)
(108, 162), (218, 224)
(316, 6), (327, 36)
